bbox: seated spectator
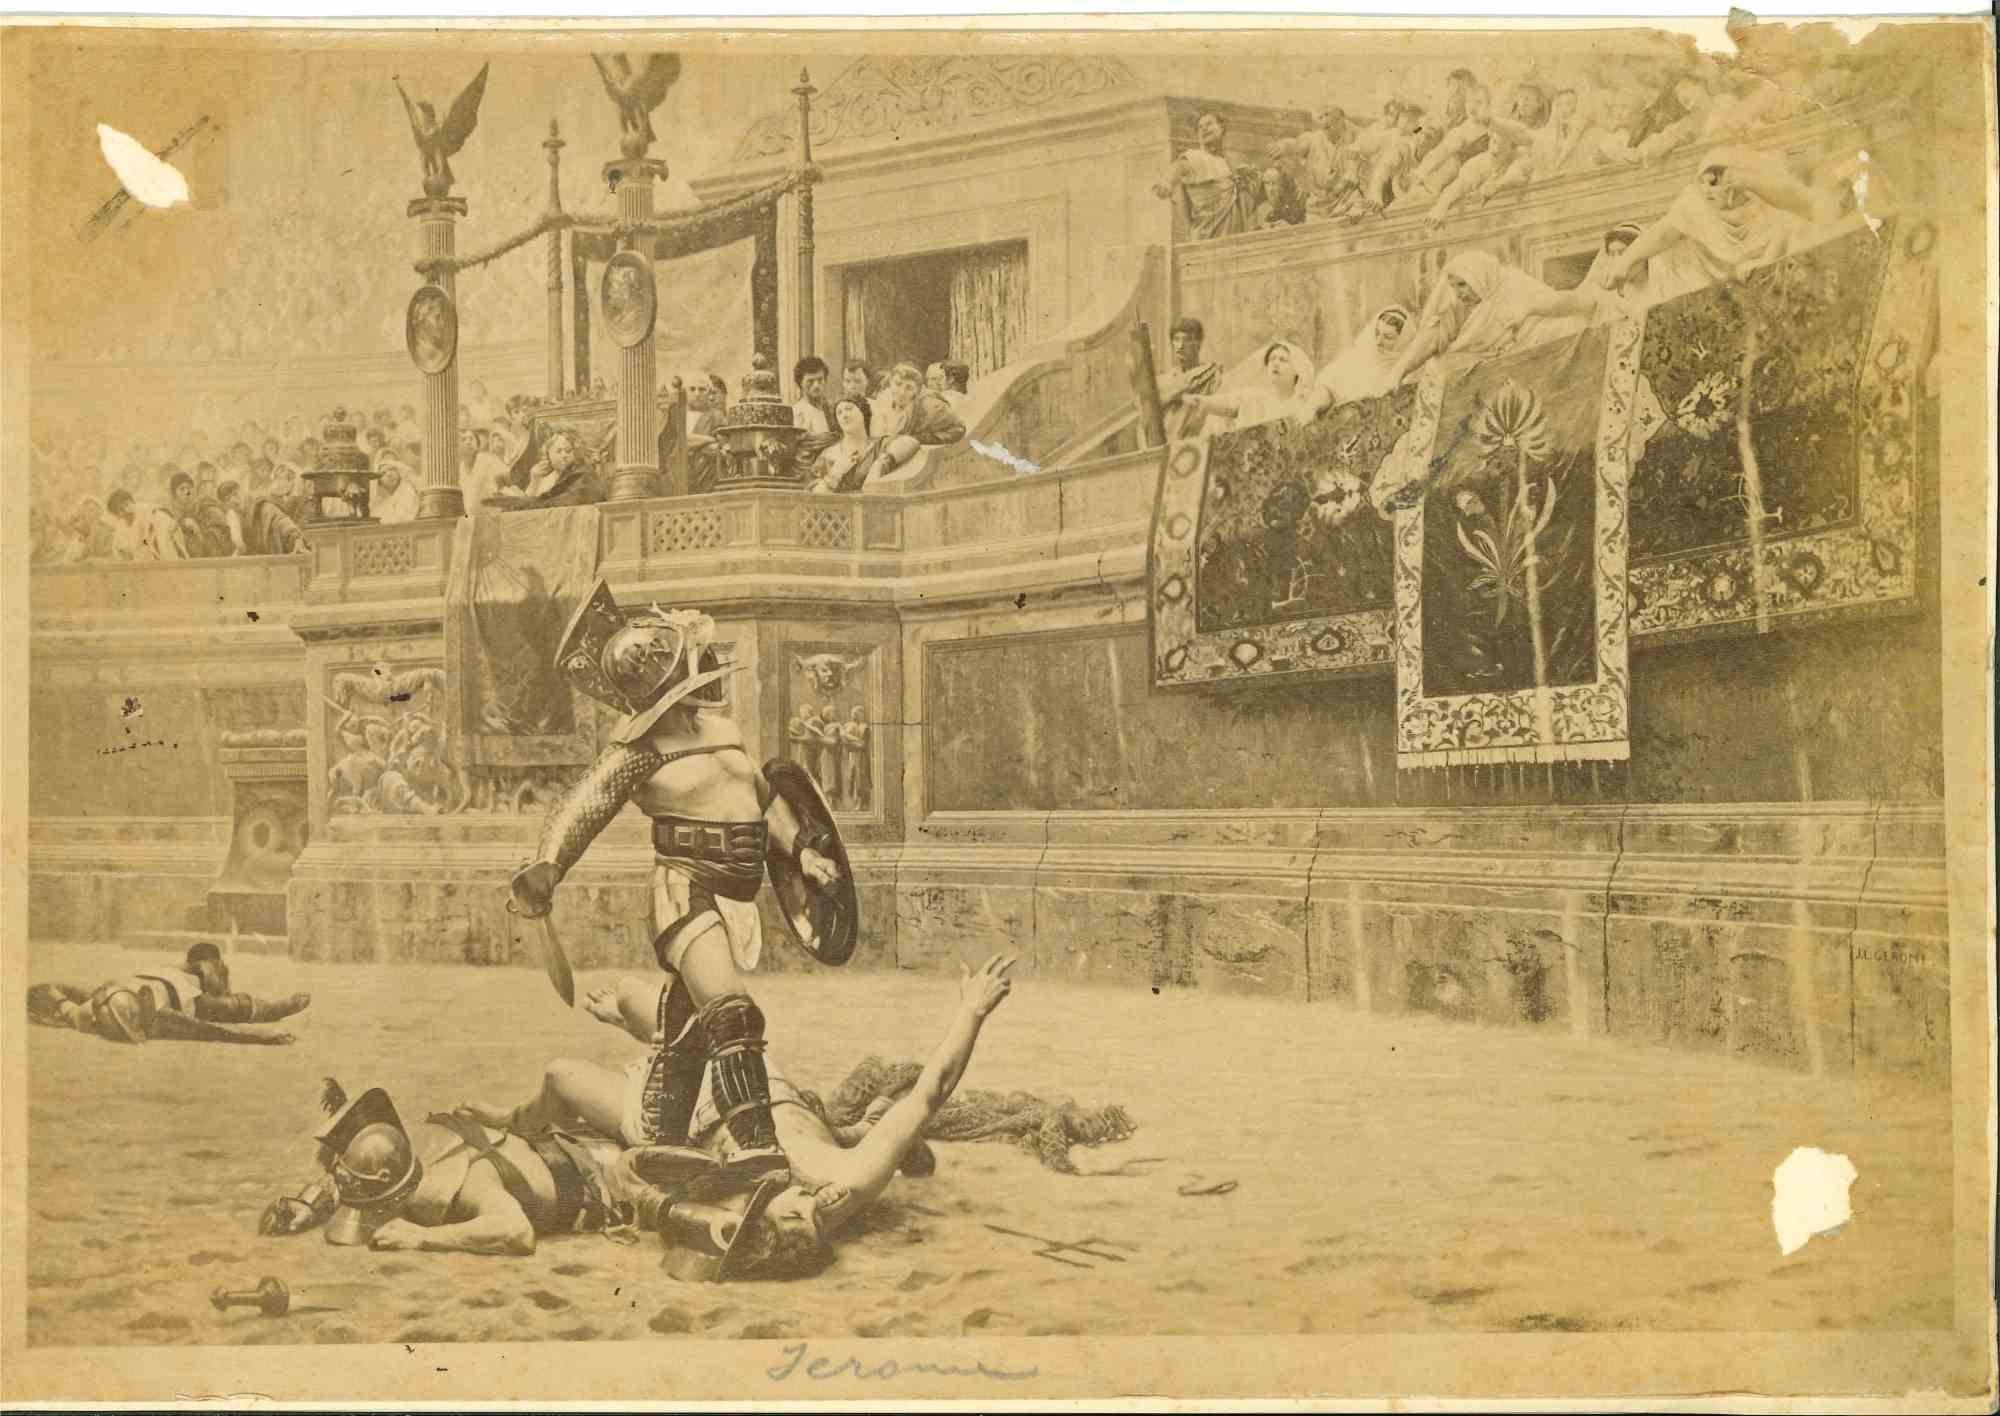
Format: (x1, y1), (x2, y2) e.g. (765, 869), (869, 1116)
(791, 356), (839, 477)
(371, 460), (421, 524)
(1386, 251), (1612, 387)
(1302, 304), (1415, 418)
(1593, 147), (1855, 305)
(1415, 67), (1480, 167)
(1479, 86), (1594, 201)
(1631, 74), (1717, 163)
(1253, 165), (1305, 228)
(1156, 315), (1223, 441)
(457, 429), (497, 510)
(489, 429), (605, 509)
(792, 357), (834, 437)
(1183, 339), (1319, 430)
(1583, 221), (1649, 305)
(143, 470), (192, 560)
(104, 490), (143, 560)
(687, 372), (729, 494)
(924, 362), (951, 399)
(225, 480), (308, 555)
(183, 472), (235, 558)
(1582, 81), (1652, 167)
(853, 361), (967, 483)
(1354, 100), (1428, 208)
(1395, 81), (1495, 216)
(485, 420), (524, 471)
(691, 372), (729, 436)
(214, 480), (250, 554)
(808, 394), (877, 494)
(841, 359), (872, 403)
(1423, 82), (1547, 227)
(1265, 105), (1373, 222)
(942, 361), (972, 408)
(49, 498), (99, 563)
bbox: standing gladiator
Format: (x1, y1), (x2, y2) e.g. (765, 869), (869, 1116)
(508, 582), (855, 1181)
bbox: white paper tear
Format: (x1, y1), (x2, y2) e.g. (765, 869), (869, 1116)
(97, 123), (191, 209)
(970, 440), (1040, 477)
(1771, 1146), (1858, 1256)
(1850, 150), (1882, 235)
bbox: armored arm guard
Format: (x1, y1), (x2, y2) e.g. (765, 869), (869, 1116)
(534, 743), (664, 882)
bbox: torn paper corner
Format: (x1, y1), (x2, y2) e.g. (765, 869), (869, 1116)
(1771, 1146), (1858, 1256)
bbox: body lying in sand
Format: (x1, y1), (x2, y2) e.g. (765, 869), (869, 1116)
(28, 943), (310, 1045)
(265, 955), (1016, 1281)
(454, 953), (1018, 1277)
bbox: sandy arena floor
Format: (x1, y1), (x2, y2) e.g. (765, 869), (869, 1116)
(24, 939), (1954, 1347)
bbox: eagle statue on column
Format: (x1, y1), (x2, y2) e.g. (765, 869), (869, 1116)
(592, 53), (682, 160)
(394, 62), (491, 198)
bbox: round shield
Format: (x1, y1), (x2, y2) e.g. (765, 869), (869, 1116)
(762, 759), (859, 966)
(405, 284), (458, 375)
(602, 251), (657, 350)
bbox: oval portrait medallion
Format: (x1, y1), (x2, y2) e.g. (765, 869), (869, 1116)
(405, 284), (459, 375)
(602, 250), (658, 350)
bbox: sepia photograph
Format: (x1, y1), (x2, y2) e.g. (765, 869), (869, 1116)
(1, 12), (1993, 1409)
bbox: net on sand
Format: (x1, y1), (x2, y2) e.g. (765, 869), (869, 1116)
(805, 1057), (1136, 1175)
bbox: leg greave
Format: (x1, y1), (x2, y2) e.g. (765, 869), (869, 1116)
(699, 993), (780, 1154)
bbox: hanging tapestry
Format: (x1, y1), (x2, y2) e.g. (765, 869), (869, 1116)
(1388, 319), (1641, 767)
(445, 504), (602, 769)
(1149, 387), (1416, 688)
(1624, 220), (1932, 641)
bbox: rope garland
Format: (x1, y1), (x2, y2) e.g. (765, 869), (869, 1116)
(413, 169), (814, 282)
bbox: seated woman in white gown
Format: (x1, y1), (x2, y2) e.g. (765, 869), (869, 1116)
(1384, 251), (1618, 388)
(1592, 147), (1861, 306)
(1299, 304), (1416, 421)
(1179, 338), (1320, 431)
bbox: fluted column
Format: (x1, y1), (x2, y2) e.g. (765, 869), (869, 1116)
(409, 195), (467, 521)
(605, 157), (667, 502)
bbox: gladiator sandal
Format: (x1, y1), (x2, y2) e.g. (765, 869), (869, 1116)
(698, 993), (788, 1180)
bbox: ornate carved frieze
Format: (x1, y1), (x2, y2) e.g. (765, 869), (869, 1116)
(735, 56), (1139, 161)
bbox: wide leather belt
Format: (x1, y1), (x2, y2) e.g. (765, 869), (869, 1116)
(652, 817), (767, 865)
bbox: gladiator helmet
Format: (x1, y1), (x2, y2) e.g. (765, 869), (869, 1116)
(554, 580), (740, 744)
(313, 1083), (422, 1245)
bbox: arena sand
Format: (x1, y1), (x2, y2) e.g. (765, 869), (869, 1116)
(24, 939), (1952, 1347)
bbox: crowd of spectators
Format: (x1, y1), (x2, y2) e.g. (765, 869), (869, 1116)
(26, 400), (530, 565)
(660, 355), (973, 498)
(28, 352), (989, 564)
(1163, 45), (1891, 241)
(1165, 136), (1887, 464)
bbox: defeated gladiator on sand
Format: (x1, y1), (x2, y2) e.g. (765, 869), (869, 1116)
(27, 941), (311, 1046)
(260, 953), (1018, 1281)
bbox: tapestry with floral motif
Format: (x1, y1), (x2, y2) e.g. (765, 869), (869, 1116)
(1150, 387), (1415, 688)
(1389, 320), (1642, 766)
(1624, 220), (1932, 641)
